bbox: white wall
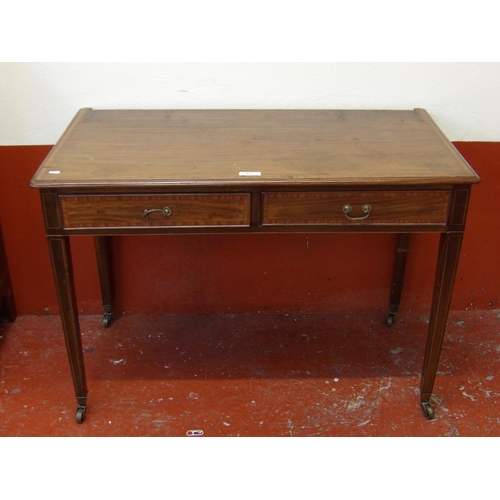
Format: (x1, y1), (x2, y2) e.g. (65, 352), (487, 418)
(1, 62), (499, 145)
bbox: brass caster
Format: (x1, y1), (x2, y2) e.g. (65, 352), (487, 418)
(421, 402), (435, 420)
(386, 312), (396, 327)
(102, 313), (112, 328)
(75, 405), (87, 424)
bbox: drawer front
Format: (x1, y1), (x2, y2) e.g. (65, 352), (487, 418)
(61, 194), (251, 228)
(262, 191), (451, 225)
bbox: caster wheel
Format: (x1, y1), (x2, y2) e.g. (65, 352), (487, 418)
(102, 313), (112, 328)
(386, 313), (396, 327)
(421, 402), (434, 420)
(75, 406), (86, 424)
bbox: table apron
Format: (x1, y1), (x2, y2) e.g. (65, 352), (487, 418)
(40, 186), (470, 235)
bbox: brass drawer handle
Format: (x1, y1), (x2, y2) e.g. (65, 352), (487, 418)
(343, 204), (371, 221)
(143, 207), (172, 219)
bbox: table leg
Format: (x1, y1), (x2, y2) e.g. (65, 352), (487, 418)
(0, 272), (17, 322)
(420, 232), (464, 419)
(0, 291), (17, 322)
(94, 236), (113, 328)
(386, 233), (410, 326)
(0, 228), (17, 322)
(47, 236), (88, 423)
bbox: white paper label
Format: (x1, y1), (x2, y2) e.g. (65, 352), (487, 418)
(48, 170), (61, 174)
(239, 171), (261, 177)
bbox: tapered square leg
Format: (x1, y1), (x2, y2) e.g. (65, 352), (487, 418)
(47, 236), (88, 422)
(386, 233), (410, 326)
(94, 236), (114, 327)
(420, 232), (464, 418)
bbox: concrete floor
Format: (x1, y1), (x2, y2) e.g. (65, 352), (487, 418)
(1, 310), (499, 437)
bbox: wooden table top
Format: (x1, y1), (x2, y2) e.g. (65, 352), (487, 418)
(30, 108), (480, 188)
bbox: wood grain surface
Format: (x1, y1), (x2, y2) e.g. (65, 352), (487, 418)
(30, 109), (480, 188)
(262, 190), (451, 225)
(60, 193), (251, 228)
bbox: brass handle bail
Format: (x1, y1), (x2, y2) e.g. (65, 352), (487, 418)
(143, 207), (172, 219)
(343, 204), (371, 221)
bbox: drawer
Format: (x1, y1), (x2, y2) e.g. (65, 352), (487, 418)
(60, 194), (251, 228)
(262, 191), (451, 225)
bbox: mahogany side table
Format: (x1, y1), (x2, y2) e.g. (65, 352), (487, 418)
(30, 109), (480, 423)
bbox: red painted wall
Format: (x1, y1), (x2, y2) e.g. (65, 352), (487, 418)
(0, 143), (498, 316)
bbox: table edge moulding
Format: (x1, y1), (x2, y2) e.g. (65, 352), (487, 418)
(30, 108), (480, 424)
